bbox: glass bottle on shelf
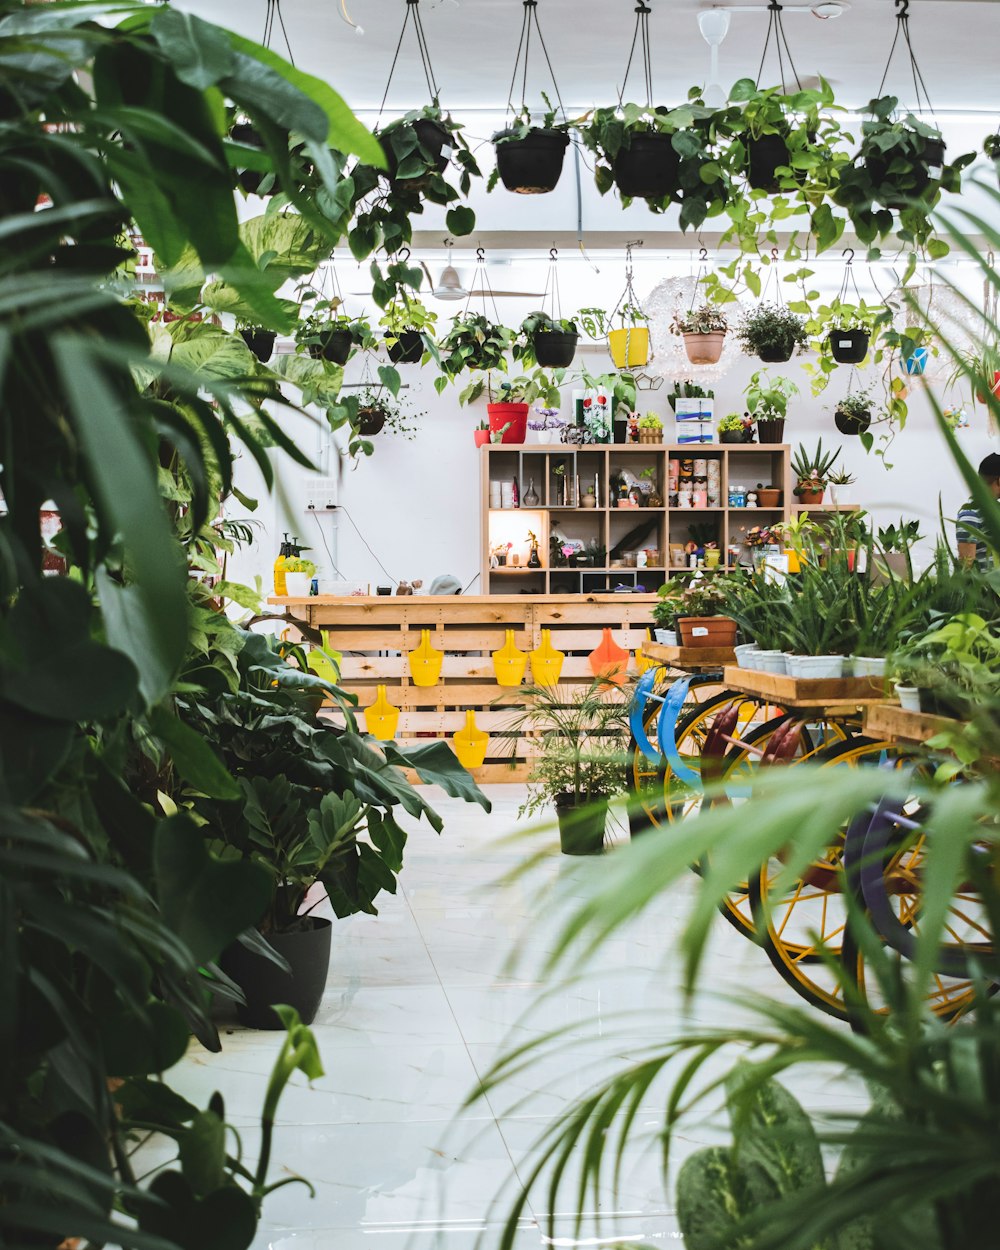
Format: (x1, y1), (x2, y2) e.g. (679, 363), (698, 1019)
(523, 478), (539, 507)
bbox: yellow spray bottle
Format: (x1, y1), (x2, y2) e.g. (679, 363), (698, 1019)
(273, 533), (291, 596)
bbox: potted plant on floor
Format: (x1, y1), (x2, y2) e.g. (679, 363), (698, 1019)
(237, 319), (277, 363)
(792, 439), (840, 505)
(736, 303), (808, 364)
(833, 386), (873, 436)
(743, 369), (797, 442)
(518, 310), (580, 368)
(511, 682), (629, 855)
(490, 95), (573, 195)
(637, 412), (664, 444)
(182, 635), (489, 1028)
(671, 303), (729, 365)
(380, 296), (438, 364)
(718, 412), (754, 443)
(826, 311), (873, 365)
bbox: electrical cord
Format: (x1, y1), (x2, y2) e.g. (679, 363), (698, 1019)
(336, 505), (399, 586)
(311, 512), (348, 581)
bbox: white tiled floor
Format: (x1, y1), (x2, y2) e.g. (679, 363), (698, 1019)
(142, 786), (866, 1250)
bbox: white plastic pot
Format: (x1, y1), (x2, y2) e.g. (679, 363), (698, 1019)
(757, 650), (788, 675)
(734, 642), (759, 669)
(284, 572), (313, 597)
(830, 485), (855, 507)
(895, 684), (921, 712)
(792, 655), (845, 679)
(655, 629), (677, 645)
(851, 656), (887, 678)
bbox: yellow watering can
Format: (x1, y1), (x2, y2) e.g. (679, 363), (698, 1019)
(634, 628), (654, 677)
(363, 685), (399, 741)
(307, 630), (342, 684)
(492, 629), (527, 688)
(589, 627), (629, 686)
(453, 709), (489, 770)
(409, 629), (443, 687)
(530, 629), (565, 686)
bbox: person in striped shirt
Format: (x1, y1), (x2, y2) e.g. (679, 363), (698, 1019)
(956, 452), (1000, 569)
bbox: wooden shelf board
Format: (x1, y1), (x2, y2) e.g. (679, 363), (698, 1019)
(721, 666), (888, 710)
(863, 703), (959, 745)
(644, 643), (736, 668)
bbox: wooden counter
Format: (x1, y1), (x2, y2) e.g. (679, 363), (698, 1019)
(270, 594), (657, 782)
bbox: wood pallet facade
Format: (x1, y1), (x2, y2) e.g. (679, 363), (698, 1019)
(274, 594), (658, 783)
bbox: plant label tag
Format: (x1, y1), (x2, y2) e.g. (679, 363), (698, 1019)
(692, 627), (709, 637)
(837, 339), (852, 348)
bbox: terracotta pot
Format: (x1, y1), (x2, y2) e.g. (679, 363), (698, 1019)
(677, 615), (739, 648)
(797, 486), (825, 504)
(474, 428), (490, 448)
(756, 488), (782, 508)
(683, 330), (726, 365)
(755, 417), (785, 444)
(487, 402), (528, 443)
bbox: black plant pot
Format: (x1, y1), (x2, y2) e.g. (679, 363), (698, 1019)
(835, 406), (872, 436)
(494, 128), (570, 194)
(309, 327), (354, 365)
(533, 330), (579, 368)
(220, 918), (332, 1030)
(230, 122), (269, 196)
(719, 430), (753, 444)
(383, 118), (452, 189)
(240, 328), (276, 364)
(828, 328), (870, 365)
(923, 138), (946, 170)
(387, 331), (423, 364)
(746, 133), (790, 192)
(613, 417), (629, 444)
(555, 795), (608, 856)
(758, 342), (794, 364)
(755, 417), (785, 444)
(613, 133), (680, 201)
(359, 406), (387, 437)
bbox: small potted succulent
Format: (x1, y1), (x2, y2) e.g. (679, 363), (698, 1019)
(826, 312), (873, 365)
(518, 310), (579, 369)
(671, 303), (729, 365)
(736, 303), (808, 364)
(236, 319), (277, 363)
(833, 386), (873, 436)
(283, 556), (316, 598)
(827, 467), (857, 507)
(743, 370), (797, 442)
(637, 412), (664, 445)
(717, 412), (754, 444)
(792, 439), (840, 504)
(490, 95), (572, 195)
(380, 297), (437, 365)
(474, 418), (490, 448)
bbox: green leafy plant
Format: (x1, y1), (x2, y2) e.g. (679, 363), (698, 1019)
(515, 310), (579, 366)
(670, 302), (729, 335)
(653, 575), (730, 627)
(744, 370), (798, 420)
(436, 312), (514, 387)
(718, 411), (753, 435)
(638, 412), (663, 430)
(295, 304), (373, 355)
(283, 556), (317, 575)
(380, 294), (438, 343)
(791, 439), (840, 491)
(736, 303), (808, 360)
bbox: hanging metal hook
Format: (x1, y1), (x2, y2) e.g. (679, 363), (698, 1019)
(843, 247), (855, 265)
(771, 247), (779, 262)
(698, 246), (708, 263)
(895, 0), (909, 18)
(398, 246), (411, 263)
(476, 246), (485, 263)
(550, 246), (558, 261)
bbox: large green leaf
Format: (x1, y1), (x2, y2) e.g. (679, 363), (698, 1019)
(383, 739), (492, 812)
(270, 353), (344, 409)
(149, 8), (235, 90)
(98, 1000), (190, 1078)
(147, 705), (240, 800)
(168, 326), (256, 382)
(139, 1171), (257, 1250)
(153, 817), (271, 963)
(240, 212), (330, 285)
(97, 569), (175, 706)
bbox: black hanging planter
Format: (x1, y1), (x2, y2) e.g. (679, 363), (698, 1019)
(494, 129), (570, 194)
(835, 406), (872, 436)
(746, 133), (790, 192)
(359, 405), (387, 437)
(240, 327), (277, 364)
(309, 328), (354, 365)
(613, 133), (680, 201)
(828, 329), (870, 365)
(383, 118), (452, 190)
(533, 330), (579, 368)
(220, 918), (332, 1030)
(758, 342), (794, 364)
(230, 122), (269, 196)
(387, 331), (423, 364)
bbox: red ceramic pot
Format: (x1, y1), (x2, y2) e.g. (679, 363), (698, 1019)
(487, 402), (528, 444)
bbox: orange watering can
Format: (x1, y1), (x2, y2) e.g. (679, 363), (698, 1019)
(589, 627), (629, 686)
(492, 629), (527, 687)
(634, 628), (654, 677)
(453, 709), (489, 770)
(530, 629), (565, 686)
(363, 685), (400, 741)
(409, 629), (443, 687)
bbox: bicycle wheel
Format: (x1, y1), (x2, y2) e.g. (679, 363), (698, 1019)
(748, 734), (896, 1020)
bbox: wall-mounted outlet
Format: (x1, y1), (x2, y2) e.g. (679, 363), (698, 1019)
(303, 477), (339, 511)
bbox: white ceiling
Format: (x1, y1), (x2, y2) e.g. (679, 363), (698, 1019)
(182, 0), (1000, 115)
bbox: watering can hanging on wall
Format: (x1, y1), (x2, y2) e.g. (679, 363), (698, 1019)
(453, 709), (489, 770)
(409, 629), (444, 687)
(363, 685), (400, 741)
(307, 629), (342, 686)
(530, 629), (565, 687)
(589, 628), (630, 686)
(492, 630), (527, 687)
(634, 629), (654, 677)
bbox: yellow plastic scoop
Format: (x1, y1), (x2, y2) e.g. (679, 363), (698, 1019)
(492, 629), (527, 688)
(589, 627), (629, 686)
(530, 629), (565, 687)
(363, 684), (400, 741)
(634, 628), (654, 677)
(409, 629), (444, 687)
(453, 708), (488, 770)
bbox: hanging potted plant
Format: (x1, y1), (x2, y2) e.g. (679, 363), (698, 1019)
(379, 104), (460, 190)
(490, 96), (573, 195)
(826, 312), (872, 365)
(509, 682), (629, 856)
(580, 304), (650, 370)
(717, 412), (754, 444)
(792, 439), (840, 505)
(743, 369), (797, 442)
(236, 320), (277, 363)
(438, 312), (514, 378)
(350, 383), (420, 447)
(670, 303), (729, 365)
(296, 302), (372, 365)
(581, 104), (682, 204)
(736, 303), (808, 364)
(985, 132), (1000, 189)
(833, 387), (873, 436)
(726, 78), (845, 197)
(518, 310), (579, 368)
(380, 296), (437, 364)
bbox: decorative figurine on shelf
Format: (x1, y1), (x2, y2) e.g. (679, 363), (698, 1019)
(396, 580), (412, 595)
(747, 489), (759, 508)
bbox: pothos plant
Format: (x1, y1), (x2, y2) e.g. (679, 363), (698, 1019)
(435, 313), (515, 390)
(458, 369), (563, 408)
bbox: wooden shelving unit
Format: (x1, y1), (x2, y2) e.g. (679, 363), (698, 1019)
(480, 442), (815, 595)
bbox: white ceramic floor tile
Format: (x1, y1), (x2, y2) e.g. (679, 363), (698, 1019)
(309, 984), (466, 1047)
